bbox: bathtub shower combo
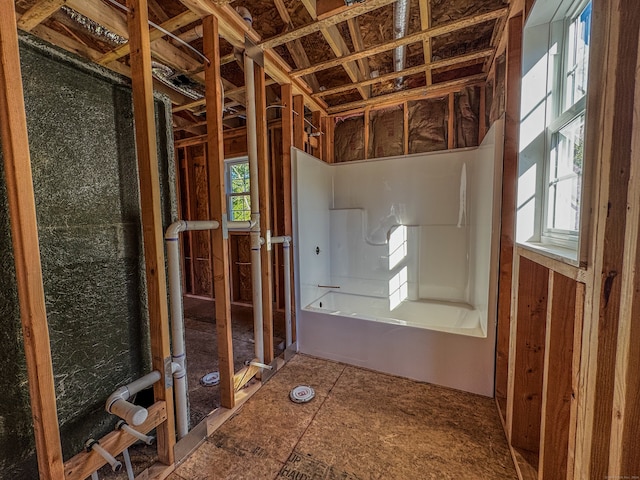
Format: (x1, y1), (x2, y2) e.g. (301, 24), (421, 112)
(292, 120), (504, 396)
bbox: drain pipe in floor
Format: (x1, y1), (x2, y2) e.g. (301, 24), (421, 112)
(165, 219), (220, 439)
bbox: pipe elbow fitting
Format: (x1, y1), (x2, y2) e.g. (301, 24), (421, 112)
(106, 386), (148, 426)
(108, 398), (149, 426)
(165, 220), (188, 240)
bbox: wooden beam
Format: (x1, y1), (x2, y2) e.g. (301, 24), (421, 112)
(98, 10), (200, 65)
(403, 102), (409, 155)
(538, 272), (579, 480)
(273, 0), (321, 93)
(260, 0), (397, 49)
(203, 14), (235, 409)
(64, 402), (167, 480)
(177, 0), (327, 113)
(576, 1), (640, 477)
(508, 256), (548, 453)
(292, 7), (508, 78)
(17, 0), (67, 31)
(326, 73), (485, 114)
(347, 17), (371, 83)
(314, 49), (494, 98)
(418, 0), (433, 85)
(447, 93), (455, 149)
(148, 0), (170, 22)
(608, 10), (640, 474)
(495, 13), (522, 403)
(26, 17), (193, 106)
(126, 0), (175, 465)
(322, 116), (335, 163)
(255, 63), (274, 364)
(321, 25), (370, 99)
(293, 94), (305, 150)
(0, 4), (65, 479)
(312, 110), (323, 159)
(363, 107), (370, 159)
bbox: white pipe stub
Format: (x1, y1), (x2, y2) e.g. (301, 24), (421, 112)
(289, 385), (315, 404)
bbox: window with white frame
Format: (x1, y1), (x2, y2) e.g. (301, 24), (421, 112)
(516, 0), (592, 259)
(543, 0), (591, 246)
(225, 157), (251, 222)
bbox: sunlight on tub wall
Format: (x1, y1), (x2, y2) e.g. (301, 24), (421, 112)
(330, 150), (474, 305)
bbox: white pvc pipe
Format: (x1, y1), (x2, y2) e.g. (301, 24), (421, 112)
(105, 371), (161, 426)
(122, 448), (134, 480)
(116, 420), (155, 445)
(85, 439), (122, 473)
(272, 236), (292, 347)
(165, 220), (219, 439)
(244, 51), (264, 364)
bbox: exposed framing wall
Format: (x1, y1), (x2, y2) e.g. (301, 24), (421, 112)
(497, 1), (640, 479)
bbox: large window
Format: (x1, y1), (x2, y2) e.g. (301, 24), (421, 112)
(225, 158), (251, 222)
(517, 0), (593, 260)
(543, 1), (591, 247)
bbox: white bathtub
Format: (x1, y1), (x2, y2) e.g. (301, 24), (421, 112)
(297, 292), (496, 396)
(306, 292), (485, 337)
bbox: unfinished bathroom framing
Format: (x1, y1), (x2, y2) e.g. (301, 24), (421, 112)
(2, 0), (640, 479)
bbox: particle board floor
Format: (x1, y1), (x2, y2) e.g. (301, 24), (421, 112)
(168, 354), (517, 480)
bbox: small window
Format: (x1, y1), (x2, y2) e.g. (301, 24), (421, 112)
(225, 158), (250, 222)
(542, 0), (592, 249)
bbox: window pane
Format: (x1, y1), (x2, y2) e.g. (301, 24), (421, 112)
(565, 2), (592, 110)
(547, 115), (584, 232)
(551, 177), (581, 231)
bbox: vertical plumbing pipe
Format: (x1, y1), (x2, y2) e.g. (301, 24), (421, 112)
(244, 50), (264, 364)
(271, 236), (292, 347)
(165, 220), (219, 439)
(282, 239), (292, 347)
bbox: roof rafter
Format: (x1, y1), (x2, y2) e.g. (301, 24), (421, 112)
(17, 0), (67, 31)
(316, 48), (494, 98)
(273, 0), (322, 93)
(327, 73), (486, 114)
(260, 0), (398, 49)
(97, 9), (200, 65)
(291, 7), (508, 78)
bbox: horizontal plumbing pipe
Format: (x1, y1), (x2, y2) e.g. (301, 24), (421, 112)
(271, 236), (293, 347)
(105, 371), (161, 426)
(166, 220), (220, 439)
(85, 439), (122, 473)
(116, 420), (155, 445)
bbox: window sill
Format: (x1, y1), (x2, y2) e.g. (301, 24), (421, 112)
(517, 241), (580, 267)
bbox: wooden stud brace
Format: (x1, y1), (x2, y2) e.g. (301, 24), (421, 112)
(0, 3), (65, 478)
(126, 0), (175, 465)
(203, 14), (235, 409)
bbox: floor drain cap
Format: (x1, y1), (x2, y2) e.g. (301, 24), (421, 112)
(290, 385), (315, 403)
(200, 372), (220, 387)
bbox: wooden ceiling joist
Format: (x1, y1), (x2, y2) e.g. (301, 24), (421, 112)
(347, 17), (371, 86)
(315, 48), (494, 98)
(97, 9), (200, 65)
(17, 0), (67, 31)
(273, 0), (322, 93)
(177, 0), (328, 113)
(292, 7), (508, 78)
(327, 72), (486, 114)
(259, 0), (398, 49)
(418, 0), (433, 85)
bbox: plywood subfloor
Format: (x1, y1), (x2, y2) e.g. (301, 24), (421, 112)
(168, 354), (517, 479)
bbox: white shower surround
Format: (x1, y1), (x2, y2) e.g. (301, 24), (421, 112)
(292, 120), (503, 396)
